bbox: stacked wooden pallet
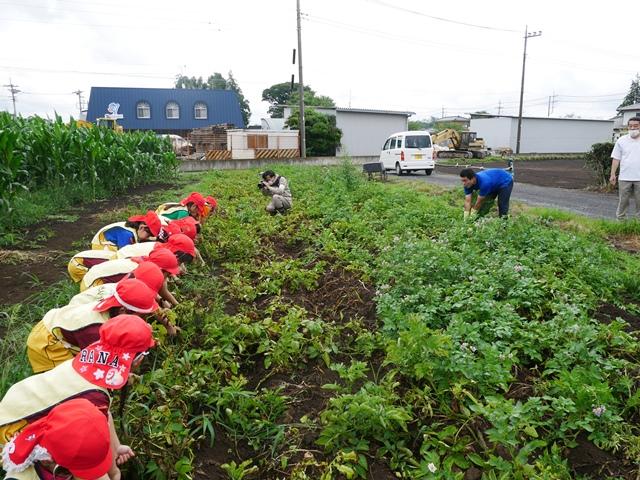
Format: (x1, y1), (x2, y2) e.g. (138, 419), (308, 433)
(191, 124), (233, 152)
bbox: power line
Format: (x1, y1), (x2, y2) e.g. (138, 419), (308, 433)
(363, 0), (519, 33)
(304, 14), (510, 57)
(0, 64), (175, 79)
(0, 16), (221, 31)
(0, 1), (220, 27)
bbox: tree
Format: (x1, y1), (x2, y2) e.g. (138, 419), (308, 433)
(174, 72), (251, 126)
(285, 108), (342, 156)
(618, 74), (640, 110)
(409, 117), (437, 131)
(434, 121), (465, 132)
(262, 83), (335, 118)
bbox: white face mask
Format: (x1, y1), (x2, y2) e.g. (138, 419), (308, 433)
(629, 129), (640, 138)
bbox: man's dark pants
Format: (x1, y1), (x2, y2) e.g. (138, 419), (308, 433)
(481, 180), (514, 217)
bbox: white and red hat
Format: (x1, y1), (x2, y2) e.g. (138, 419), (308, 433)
(180, 192), (206, 216)
(1, 398), (112, 479)
(159, 233), (195, 258)
(94, 278), (159, 313)
(131, 261), (165, 293)
(203, 195), (218, 218)
(165, 216), (199, 241)
(72, 314), (155, 390)
(128, 210), (162, 237)
(148, 247), (181, 275)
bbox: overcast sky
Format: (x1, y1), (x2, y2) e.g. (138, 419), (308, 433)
(1, 0), (638, 124)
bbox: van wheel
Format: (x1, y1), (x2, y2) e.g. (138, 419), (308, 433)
(396, 163), (403, 175)
(425, 169), (433, 176)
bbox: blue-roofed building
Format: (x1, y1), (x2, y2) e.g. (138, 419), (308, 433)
(86, 87), (245, 135)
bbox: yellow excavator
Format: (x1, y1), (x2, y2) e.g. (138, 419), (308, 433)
(95, 117), (124, 133)
(432, 128), (488, 159)
(74, 118), (123, 133)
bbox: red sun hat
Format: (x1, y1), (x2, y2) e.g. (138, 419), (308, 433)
(147, 247), (181, 276)
(94, 278), (159, 313)
(2, 398), (112, 479)
(131, 261), (165, 293)
(180, 192), (206, 215)
(173, 216), (199, 240)
(203, 195), (218, 218)
(163, 221), (182, 237)
(72, 314), (155, 390)
(128, 211), (162, 237)
(160, 233), (195, 257)
(205, 195), (217, 209)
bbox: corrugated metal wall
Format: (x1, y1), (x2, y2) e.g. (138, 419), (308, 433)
(86, 87), (244, 131)
(336, 112), (408, 157)
(471, 117), (614, 153)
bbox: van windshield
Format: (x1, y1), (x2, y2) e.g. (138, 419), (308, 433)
(405, 136), (431, 148)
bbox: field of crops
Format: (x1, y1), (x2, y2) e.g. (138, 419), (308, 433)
(2, 163), (640, 479)
(0, 112), (177, 223)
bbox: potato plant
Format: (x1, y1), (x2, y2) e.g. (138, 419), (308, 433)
(3, 162), (640, 479)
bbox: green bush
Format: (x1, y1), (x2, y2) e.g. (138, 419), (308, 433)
(585, 142), (614, 187)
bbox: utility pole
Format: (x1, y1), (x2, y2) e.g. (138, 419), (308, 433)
(497, 100), (502, 115)
(3, 79), (20, 116)
(441, 106), (445, 118)
(515, 26), (541, 154)
(72, 90), (84, 118)
(547, 92), (557, 117)
(296, 0), (306, 158)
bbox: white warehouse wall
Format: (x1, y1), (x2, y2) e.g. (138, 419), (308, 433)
(336, 112), (408, 157)
(471, 116), (614, 153)
(283, 107), (410, 157)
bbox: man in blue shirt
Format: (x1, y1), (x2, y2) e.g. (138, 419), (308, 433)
(460, 168), (514, 219)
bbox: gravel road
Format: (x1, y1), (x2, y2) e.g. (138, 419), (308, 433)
(393, 170), (620, 219)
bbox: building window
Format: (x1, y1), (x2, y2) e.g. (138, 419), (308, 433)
(247, 134), (268, 149)
(136, 101), (151, 119)
(166, 101), (180, 119)
(194, 102), (207, 120)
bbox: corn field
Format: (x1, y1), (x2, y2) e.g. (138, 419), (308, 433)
(0, 112), (178, 212)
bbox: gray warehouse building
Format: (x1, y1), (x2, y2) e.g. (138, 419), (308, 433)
(470, 114), (614, 153)
(283, 106), (414, 157)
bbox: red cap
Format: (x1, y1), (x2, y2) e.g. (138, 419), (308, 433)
(128, 211), (162, 237)
(160, 233), (195, 257)
(2, 398), (112, 479)
(163, 221), (182, 237)
(94, 278), (159, 313)
(148, 247), (180, 276)
(180, 192), (206, 215)
(72, 314), (155, 390)
(132, 261), (165, 292)
(205, 195), (217, 209)
(173, 216), (199, 240)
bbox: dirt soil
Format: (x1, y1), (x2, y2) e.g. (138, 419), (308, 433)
(594, 303), (640, 332)
(437, 159), (597, 189)
(0, 182), (177, 307)
(567, 432), (638, 479)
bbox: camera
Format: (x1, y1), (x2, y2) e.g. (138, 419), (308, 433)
(257, 180), (266, 190)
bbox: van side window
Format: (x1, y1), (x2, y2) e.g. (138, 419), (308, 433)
(397, 138), (402, 148)
(383, 138), (391, 150)
(425, 137), (432, 148)
(390, 138), (397, 149)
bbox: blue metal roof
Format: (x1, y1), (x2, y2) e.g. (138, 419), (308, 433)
(86, 87), (245, 130)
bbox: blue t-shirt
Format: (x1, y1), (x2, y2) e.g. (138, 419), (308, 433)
(463, 169), (513, 196)
(103, 226), (135, 248)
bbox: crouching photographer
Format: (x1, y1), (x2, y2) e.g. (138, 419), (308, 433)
(258, 170), (292, 215)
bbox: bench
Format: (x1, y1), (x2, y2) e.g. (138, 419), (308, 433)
(362, 162), (388, 181)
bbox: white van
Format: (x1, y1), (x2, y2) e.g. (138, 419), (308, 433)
(379, 131), (435, 176)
